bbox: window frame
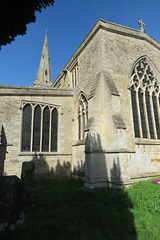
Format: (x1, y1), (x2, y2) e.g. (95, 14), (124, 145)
(130, 57), (160, 140)
(21, 101), (59, 152)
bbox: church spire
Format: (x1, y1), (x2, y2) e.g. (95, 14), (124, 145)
(33, 31), (53, 88)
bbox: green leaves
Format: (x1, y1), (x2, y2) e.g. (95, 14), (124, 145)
(0, 0), (55, 49)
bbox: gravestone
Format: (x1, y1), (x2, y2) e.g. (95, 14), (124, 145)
(0, 176), (24, 234)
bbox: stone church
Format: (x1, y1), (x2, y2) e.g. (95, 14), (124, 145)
(1, 19), (160, 189)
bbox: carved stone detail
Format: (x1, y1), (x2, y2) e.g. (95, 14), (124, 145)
(130, 58), (159, 94)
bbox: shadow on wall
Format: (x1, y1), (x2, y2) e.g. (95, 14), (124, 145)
(24, 153), (71, 179)
(85, 132), (123, 188)
(84, 132), (137, 238)
(0, 125), (7, 176)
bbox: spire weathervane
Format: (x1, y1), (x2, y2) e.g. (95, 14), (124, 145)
(138, 19), (145, 33)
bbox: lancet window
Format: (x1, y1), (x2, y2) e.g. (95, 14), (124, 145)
(71, 65), (79, 88)
(21, 103), (58, 152)
(130, 58), (160, 139)
(78, 94), (88, 140)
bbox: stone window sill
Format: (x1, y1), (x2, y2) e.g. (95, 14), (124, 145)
(135, 138), (160, 145)
(72, 140), (85, 146)
(19, 152), (71, 156)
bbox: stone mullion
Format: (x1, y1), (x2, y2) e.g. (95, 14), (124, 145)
(136, 89), (143, 138)
(80, 106), (83, 140)
(143, 90), (150, 139)
(40, 106), (44, 152)
(82, 108), (85, 140)
(150, 93), (157, 139)
(78, 105), (82, 140)
(30, 105), (34, 152)
(49, 108), (52, 152)
(85, 104), (88, 128)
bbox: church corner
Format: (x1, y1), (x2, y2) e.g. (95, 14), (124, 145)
(1, 19), (160, 189)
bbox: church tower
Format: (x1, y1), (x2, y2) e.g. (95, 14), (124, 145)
(33, 31), (53, 88)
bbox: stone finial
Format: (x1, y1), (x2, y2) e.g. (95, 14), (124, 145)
(138, 19), (145, 33)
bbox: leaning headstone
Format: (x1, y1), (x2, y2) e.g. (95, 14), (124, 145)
(0, 176), (24, 234)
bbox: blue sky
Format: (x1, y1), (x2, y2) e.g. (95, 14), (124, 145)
(1, 0), (160, 86)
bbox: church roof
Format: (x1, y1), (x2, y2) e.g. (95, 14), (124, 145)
(53, 19), (160, 87)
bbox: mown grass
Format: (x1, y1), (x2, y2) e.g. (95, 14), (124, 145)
(4, 177), (160, 240)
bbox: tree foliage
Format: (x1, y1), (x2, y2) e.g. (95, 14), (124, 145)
(0, 0), (54, 48)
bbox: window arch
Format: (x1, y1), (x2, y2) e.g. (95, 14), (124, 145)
(33, 105), (41, 151)
(78, 94), (88, 141)
(51, 108), (58, 151)
(21, 104), (32, 151)
(42, 106), (50, 152)
(130, 57), (160, 139)
(21, 103), (58, 152)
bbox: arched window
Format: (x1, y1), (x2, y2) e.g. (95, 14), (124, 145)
(51, 108), (58, 152)
(21, 104), (32, 151)
(130, 57), (160, 139)
(78, 94), (88, 141)
(42, 107), (50, 152)
(21, 103), (58, 152)
(33, 105), (41, 151)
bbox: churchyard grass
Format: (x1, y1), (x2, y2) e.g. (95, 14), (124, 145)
(4, 177), (160, 240)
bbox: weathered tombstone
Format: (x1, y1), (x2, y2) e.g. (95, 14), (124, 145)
(0, 176), (24, 234)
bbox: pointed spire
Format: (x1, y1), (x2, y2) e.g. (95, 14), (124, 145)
(33, 31), (53, 88)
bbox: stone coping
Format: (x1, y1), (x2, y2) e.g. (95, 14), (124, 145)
(0, 86), (73, 96)
(72, 140), (85, 146)
(53, 18), (160, 86)
(135, 138), (160, 145)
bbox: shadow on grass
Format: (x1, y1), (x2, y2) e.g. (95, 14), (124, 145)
(7, 178), (137, 240)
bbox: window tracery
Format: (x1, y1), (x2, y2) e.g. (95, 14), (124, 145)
(130, 58), (160, 139)
(21, 102), (58, 152)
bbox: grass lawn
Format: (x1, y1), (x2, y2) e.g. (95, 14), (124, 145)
(3, 177), (160, 240)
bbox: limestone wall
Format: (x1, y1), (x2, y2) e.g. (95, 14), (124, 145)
(0, 88), (73, 178)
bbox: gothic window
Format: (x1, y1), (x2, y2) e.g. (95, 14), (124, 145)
(21, 104), (32, 151)
(131, 86), (140, 138)
(130, 57), (160, 139)
(78, 94), (88, 141)
(21, 103), (58, 152)
(42, 107), (50, 152)
(51, 108), (58, 152)
(71, 65), (79, 88)
(33, 105), (41, 151)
